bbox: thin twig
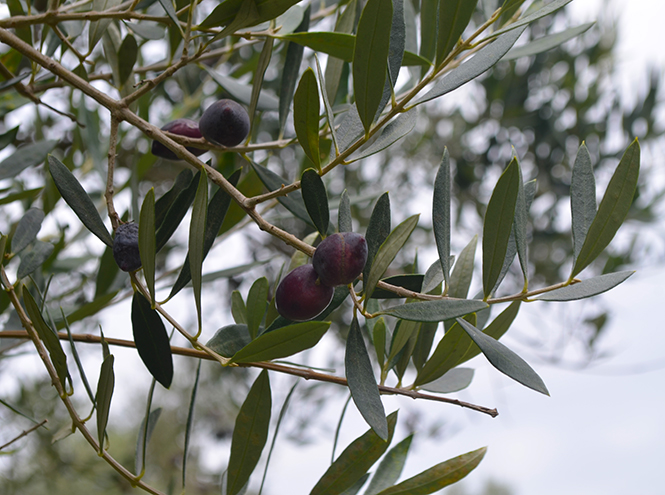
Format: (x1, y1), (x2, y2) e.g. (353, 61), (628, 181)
(105, 116), (121, 230)
(0, 419), (48, 451)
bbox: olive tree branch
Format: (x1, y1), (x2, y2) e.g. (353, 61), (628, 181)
(0, 330), (499, 418)
(0, 419), (48, 451)
(105, 116), (121, 230)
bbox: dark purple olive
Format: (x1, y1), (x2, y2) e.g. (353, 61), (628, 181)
(312, 232), (368, 287)
(276, 264), (334, 321)
(151, 118), (206, 160)
(113, 222), (141, 272)
(198, 99), (250, 147)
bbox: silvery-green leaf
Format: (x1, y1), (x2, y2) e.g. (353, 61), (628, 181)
(421, 368), (474, 394)
(571, 143), (597, 263)
(12, 208), (44, 254)
(504, 22), (594, 60)
(536, 271), (634, 301)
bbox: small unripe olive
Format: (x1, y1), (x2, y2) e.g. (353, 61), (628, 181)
(312, 232), (368, 287)
(113, 222), (141, 272)
(198, 99), (250, 147)
(151, 119), (206, 160)
(276, 264), (334, 322)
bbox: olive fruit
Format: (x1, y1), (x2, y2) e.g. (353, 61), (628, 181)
(198, 99), (250, 147)
(312, 232), (368, 287)
(276, 264), (334, 321)
(113, 222), (141, 272)
(151, 118), (206, 160)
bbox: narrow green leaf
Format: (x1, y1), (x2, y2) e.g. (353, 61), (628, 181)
(227, 370), (271, 495)
(370, 274), (423, 299)
(231, 291), (248, 325)
(375, 447), (487, 495)
(96, 354), (115, 451)
(365, 215), (419, 301)
(127, 21), (165, 40)
(17, 241), (54, 279)
(436, 0), (479, 66)
(346, 317), (388, 440)
(504, 22), (594, 60)
(280, 32), (355, 62)
(365, 435), (413, 495)
(117, 34), (138, 86)
(246, 277), (269, 339)
(139, 188), (156, 305)
(0, 126), (19, 151)
(0, 140), (56, 181)
(201, 0), (300, 28)
(335, 105), (366, 155)
(571, 143), (597, 263)
(182, 362), (201, 489)
(324, 1), (356, 103)
(169, 169), (240, 298)
(383, 298), (488, 323)
(12, 208), (44, 254)
(419, 0), (437, 62)
(421, 368), (474, 394)
(279, 6), (311, 133)
(364, 193), (391, 284)
(157, 0), (183, 34)
(491, 0), (574, 38)
(189, 171), (208, 333)
(571, 139), (640, 278)
(23, 290), (71, 391)
(513, 163), (528, 284)
(338, 189), (353, 233)
(230, 321), (330, 363)
(433, 148), (451, 288)
(155, 169), (194, 229)
(0, 187), (43, 206)
(350, 109), (417, 162)
(56, 291), (118, 329)
(48, 155), (113, 247)
(310, 412), (398, 495)
(155, 170), (200, 252)
(131, 292), (173, 388)
(375, 0), (406, 118)
(313, 55), (339, 156)
(372, 317), (387, 369)
(95, 243), (121, 298)
(415, 26), (527, 106)
(248, 37), (274, 131)
(448, 235), (477, 299)
(61, 311), (96, 406)
(301, 169), (329, 236)
(387, 318), (420, 371)
(536, 271), (634, 301)
(482, 158), (520, 298)
(294, 69), (321, 169)
(354, 0), (393, 134)
(412, 320), (438, 371)
(249, 160), (313, 227)
(340, 474), (370, 495)
(206, 324), (252, 357)
(135, 406), (162, 476)
(497, 0), (526, 27)
(88, 0), (122, 51)
(457, 318), (548, 395)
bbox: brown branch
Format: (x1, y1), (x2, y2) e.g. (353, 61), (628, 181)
(0, 419), (48, 451)
(0, 330), (499, 418)
(105, 116), (121, 230)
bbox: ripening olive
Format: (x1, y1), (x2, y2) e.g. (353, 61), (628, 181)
(276, 264), (334, 321)
(198, 99), (250, 147)
(151, 118), (206, 160)
(312, 232), (368, 287)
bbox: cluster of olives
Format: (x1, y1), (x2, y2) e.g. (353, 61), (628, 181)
(276, 232), (368, 321)
(151, 99), (250, 160)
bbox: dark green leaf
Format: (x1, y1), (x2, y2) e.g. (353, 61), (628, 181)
(230, 321), (330, 363)
(89, 0), (122, 51)
(491, 0), (574, 38)
(436, 0), (479, 66)
(370, 274), (423, 299)
(412, 321), (438, 371)
(139, 188), (156, 305)
(246, 277), (268, 340)
(117, 34), (138, 85)
(457, 318), (548, 395)
(279, 32), (355, 61)
(201, 0), (300, 29)
(12, 208), (45, 254)
(249, 160), (313, 226)
(135, 407), (162, 476)
(158, 0), (183, 33)
(56, 291), (118, 329)
(17, 241), (54, 279)
(279, 6), (311, 133)
(419, 0), (437, 62)
(324, 0), (357, 102)
(482, 158), (519, 298)
(433, 148), (451, 288)
(301, 169), (329, 236)
(335, 105), (365, 155)
(169, 169), (240, 298)
(373, 317), (387, 369)
(375, 0), (406, 117)
(248, 37), (274, 128)
(0, 72), (30, 91)
(0, 187), (43, 206)
(155, 169), (193, 229)
(314, 54), (339, 155)
(346, 317), (388, 440)
(421, 368), (474, 394)
(310, 412), (398, 495)
(131, 292), (173, 388)
(294, 69), (321, 169)
(96, 354), (115, 450)
(207, 324), (252, 358)
(351, 109), (417, 162)
(95, 243), (121, 298)
(0, 140), (57, 181)
(571, 139), (640, 278)
(227, 370), (271, 495)
(23, 290), (70, 390)
(513, 164), (528, 284)
(0, 126), (19, 151)
(182, 362), (200, 489)
(415, 26), (526, 106)
(374, 447), (487, 495)
(364, 193), (392, 285)
(189, 171), (208, 333)
(48, 155), (113, 247)
(504, 22), (594, 60)
(448, 235), (477, 299)
(536, 271), (634, 301)
(386, 318), (420, 366)
(497, 0), (526, 27)
(231, 290), (248, 325)
(365, 435), (413, 495)
(383, 298), (487, 323)
(338, 189), (352, 233)
(354, 0), (393, 134)
(571, 143), (597, 264)
(340, 474), (370, 495)
(155, 170), (200, 252)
